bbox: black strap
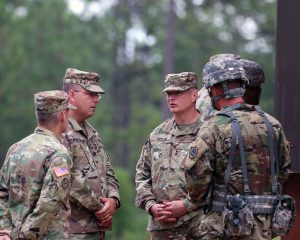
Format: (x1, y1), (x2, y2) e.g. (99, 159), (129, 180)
(218, 111), (251, 195)
(223, 114), (238, 188)
(255, 106), (278, 194)
(236, 118), (251, 194)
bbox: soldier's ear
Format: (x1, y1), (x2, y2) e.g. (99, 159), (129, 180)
(68, 90), (76, 103)
(191, 89), (198, 102)
(60, 110), (67, 123)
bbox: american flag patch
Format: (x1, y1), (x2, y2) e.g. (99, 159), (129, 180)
(53, 165), (69, 177)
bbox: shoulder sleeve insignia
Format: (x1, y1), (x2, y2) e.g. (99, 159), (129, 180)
(61, 178), (69, 190)
(189, 146), (198, 159)
(53, 164), (69, 177)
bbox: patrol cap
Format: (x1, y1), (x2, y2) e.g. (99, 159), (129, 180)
(63, 68), (105, 94)
(162, 72), (198, 93)
(209, 53), (241, 61)
(240, 59), (265, 87)
(34, 90), (76, 113)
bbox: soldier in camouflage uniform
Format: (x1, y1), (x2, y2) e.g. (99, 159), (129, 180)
(61, 68), (120, 240)
(196, 54), (266, 119)
(196, 54), (241, 120)
(0, 90), (75, 239)
(185, 57), (290, 239)
(135, 72), (205, 239)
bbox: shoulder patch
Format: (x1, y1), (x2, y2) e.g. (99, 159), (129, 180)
(61, 178), (69, 190)
(189, 146), (198, 159)
(53, 164), (69, 177)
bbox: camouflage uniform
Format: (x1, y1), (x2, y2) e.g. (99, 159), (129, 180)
(0, 90), (74, 239)
(196, 87), (214, 121)
(185, 58), (291, 240)
(135, 72), (204, 239)
(61, 68), (120, 239)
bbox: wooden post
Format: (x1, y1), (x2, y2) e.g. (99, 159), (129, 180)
(276, 0), (300, 239)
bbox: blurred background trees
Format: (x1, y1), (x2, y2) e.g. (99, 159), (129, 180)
(0, 0), (277, 239)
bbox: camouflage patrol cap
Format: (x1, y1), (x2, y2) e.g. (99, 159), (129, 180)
(202, 57), (248, 88)
(240, 59), (265, 87)
(162, 72), (198, 93)
(209, 53), (241, 61)
(63, 68), (105, 93)
(34, 90), (76, 113)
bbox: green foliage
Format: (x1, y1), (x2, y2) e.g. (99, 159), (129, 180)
(0, 0), (277, 238)
(106, 168), (150, 240)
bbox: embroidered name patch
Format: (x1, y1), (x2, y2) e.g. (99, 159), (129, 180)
(189, 147), (198, 159)
(53, 165), (69, 177)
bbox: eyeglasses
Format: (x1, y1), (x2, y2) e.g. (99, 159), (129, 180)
(73, 90), (102, 99)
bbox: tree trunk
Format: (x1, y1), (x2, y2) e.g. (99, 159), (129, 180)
(162, 0), (176, 120)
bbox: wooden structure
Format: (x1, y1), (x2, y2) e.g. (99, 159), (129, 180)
(276, 0), (300, 239)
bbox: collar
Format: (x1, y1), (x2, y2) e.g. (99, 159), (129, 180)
(68, 118), (96, 140)
(163, 117), (202, 137)
(221, 103), (256, 112)
(34, 127), (58, 140)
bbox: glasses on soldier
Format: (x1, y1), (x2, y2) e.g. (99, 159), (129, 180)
(73, 90), (102, 99)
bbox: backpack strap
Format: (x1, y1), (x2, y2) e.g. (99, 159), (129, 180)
(217, 111), (251, 195)
(255, 106), (279, 194)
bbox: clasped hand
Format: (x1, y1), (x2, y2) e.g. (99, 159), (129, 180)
(150, 200), (187, 223)
(95, 197), (117, 229)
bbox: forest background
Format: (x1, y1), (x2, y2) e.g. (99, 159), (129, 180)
(0, 0), (277, 239)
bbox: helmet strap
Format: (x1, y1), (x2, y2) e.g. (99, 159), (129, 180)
(207, 87), (223, 109)
(222, 81), (245, 99)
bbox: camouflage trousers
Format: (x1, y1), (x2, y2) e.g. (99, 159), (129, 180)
(196, 212), (272, 240)
(68, 231), (105, 240)
(150, 214), (203, 240)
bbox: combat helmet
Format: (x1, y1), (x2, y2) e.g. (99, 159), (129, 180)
(202, 57), (248, 99)
(240, 59), (265, 87)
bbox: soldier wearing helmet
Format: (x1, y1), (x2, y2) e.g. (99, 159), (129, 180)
(196, 53), (241, 118)
(185, 57), (290, 239)
(196, 55), (266, 120)
(202, 57), (248, 110)
(240, 59), (265, 105)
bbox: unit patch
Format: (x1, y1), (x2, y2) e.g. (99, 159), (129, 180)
(189, 147), (198, 159)
(61, 178), (69, 190)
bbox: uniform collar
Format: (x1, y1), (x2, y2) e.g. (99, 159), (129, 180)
(221, 103), (255, 113)
(163, 117), (202, 136)
(69, 118), (84, 132)
(34, 127), (58, 140)
(68, 118), (96, 139)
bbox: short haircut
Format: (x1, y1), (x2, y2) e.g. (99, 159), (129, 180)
(35, 111), (61, 126)
(62, 83), (81, 92)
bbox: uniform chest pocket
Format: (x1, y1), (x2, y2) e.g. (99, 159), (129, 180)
(89, 135), (103, 156)
(171, 141), (193, 169)
(151, 140), (192, 172)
